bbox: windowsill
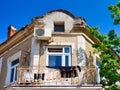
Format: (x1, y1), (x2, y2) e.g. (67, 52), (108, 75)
(52, 32), (69, 34)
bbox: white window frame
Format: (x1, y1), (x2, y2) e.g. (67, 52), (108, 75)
(96, 59), (100, 84)
(6, 51), (21, 85)
(46, 46), (71, 67)
(9, 59), (19, 83)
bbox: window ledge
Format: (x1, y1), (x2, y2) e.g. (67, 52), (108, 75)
(52, 32), (67, 34)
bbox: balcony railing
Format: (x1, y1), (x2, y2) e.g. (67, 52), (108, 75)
(14, 66), (97, 86)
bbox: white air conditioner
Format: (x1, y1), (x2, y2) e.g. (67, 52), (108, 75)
(34, 28), (51, 40)
(35, 28), (44, 36)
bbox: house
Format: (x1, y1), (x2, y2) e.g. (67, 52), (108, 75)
(0, 9), (102, 90)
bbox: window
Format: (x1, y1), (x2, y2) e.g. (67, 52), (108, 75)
(49, 56), (62, 66)
(10, 59), (19, 83)
(54, 22), (65, 32)
(96, 61), (100, 83)
(6, 51), (21, 85)
(46, 46), (71, 67)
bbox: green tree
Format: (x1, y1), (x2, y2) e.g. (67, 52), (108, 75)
(88, 27), (120, 90)
(88, 1), (120, 89)
(109, 1), (120, 25)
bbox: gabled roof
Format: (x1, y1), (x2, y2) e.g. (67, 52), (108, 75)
(0, 24), (30, 46)
(0, 22), (43, 55)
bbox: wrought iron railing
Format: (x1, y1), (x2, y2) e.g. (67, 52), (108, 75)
(15, 66), (97, 86)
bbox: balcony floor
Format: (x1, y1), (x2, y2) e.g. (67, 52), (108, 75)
(12, 84), (102, 90)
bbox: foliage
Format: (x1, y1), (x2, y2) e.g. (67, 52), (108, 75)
(87, 1), (120, 89)
(109, 1), (120, 25)
(88, 27), (120, 90)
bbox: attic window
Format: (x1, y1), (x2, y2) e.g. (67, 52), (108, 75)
(54, 22), (64, 32)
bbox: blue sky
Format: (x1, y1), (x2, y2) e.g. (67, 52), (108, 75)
(0, 0), (120, 44)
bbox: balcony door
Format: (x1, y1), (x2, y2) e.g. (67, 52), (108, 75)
(46, 46), (72, 85)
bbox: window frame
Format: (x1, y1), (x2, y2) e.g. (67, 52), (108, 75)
(10, 59), (19, 83)
(96, 59), (100, 84)
(46, 46), (71, 67)
(54, 22), (65, 32)
(6, 51), (21, 85)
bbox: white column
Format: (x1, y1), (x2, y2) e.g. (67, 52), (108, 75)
(30, 37), (40, 68)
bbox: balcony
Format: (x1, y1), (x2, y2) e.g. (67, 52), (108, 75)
(11, 66), (102, 90)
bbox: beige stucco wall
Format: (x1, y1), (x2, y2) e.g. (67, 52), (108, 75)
(39, 35), (77, 67)
(37, 33), (97, 84)
(85, 38), (96, 67)
(0, 35), (32, 90)
(44, 12), (74, 33)
(33, 10), (97, 83)
(36, 12), (76, 68)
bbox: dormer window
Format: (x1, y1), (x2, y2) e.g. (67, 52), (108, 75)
(54, 22), (64, 32)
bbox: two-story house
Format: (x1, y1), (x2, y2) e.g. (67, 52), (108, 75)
(0, 9), (102, 90)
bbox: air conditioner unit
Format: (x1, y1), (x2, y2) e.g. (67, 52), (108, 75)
(35, 28), (44, 36)
(34, 28), (51, 40)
